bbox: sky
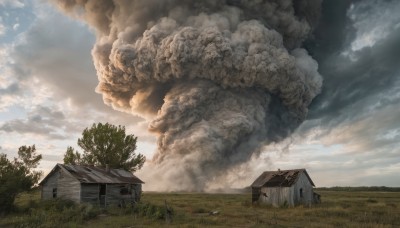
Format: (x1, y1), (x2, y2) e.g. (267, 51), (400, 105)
(0, 0), (399, 190)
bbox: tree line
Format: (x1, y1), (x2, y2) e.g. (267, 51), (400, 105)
(316, 186), (400, 192)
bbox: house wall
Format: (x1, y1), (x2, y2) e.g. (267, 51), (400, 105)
(132, 184), (142, 202)
(57, 168), (81, 203)
(41, 169), (60, 200)
(80, 183), (142, 207)
(106, 184), (124, 206)
(259, 186), (292, 207)
(106, 184), (140, 207)
(41, 167), (81, 202)
(292, 172), (314, 205)
(41, 168), (80, 202)
(81, 184), (100, 205)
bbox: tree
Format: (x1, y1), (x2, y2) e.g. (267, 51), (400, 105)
(63, 146), (81, 165)
(0, 145), (42, 214)
(63, 123), (145, 172)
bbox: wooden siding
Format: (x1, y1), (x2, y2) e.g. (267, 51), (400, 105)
(256, 172), (314, 207)
(132, 184), (142, 202)
(80, 183), (142, 207)
(106, 184), (124, 206)
(81, 184), (100, 205)
(259, 186), (292, 207)
(105, 184), (139, 207)
(57, 168), (80, 203)
(292, 172), (314, 205)
(41, 167), (81, 202)
(41, 169), (60, 200)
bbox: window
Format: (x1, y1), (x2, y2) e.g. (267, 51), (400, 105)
(300, 188), (303, 198)
(99, 184), (106, 196)
(52, 188), (57, 198)
(120, 186), (130, 195)
(99, 184), (106, 207)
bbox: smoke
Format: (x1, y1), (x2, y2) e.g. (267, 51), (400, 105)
(52, 0), (322, 191)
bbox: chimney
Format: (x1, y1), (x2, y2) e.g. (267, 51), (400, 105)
(106, 164), (110, 173)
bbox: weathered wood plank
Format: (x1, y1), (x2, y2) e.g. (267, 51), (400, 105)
(81, 184), (100, 205)
(41, 170), (59, 200)
(57, 169), (81, 203)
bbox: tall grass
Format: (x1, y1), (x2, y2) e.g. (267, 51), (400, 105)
(1, 190), (399, 227)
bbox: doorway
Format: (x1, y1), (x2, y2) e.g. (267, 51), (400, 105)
(99, 184), (106, 207)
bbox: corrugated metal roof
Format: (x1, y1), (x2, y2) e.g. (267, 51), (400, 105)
(40, 164), (144, 185)
(250, 169), (315, 188)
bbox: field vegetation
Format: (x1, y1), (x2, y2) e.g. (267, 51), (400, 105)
(1, 189), (399, 227)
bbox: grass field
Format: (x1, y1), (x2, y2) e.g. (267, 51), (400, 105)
(1, 190), (400, 227)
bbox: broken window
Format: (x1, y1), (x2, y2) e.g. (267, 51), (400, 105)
(52, 188), (57, 198)
(120, 186), (130, 195)
(300, 188), (303, 198)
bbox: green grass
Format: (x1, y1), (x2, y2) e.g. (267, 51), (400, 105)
(1, 190), (400, 227)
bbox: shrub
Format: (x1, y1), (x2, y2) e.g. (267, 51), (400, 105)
(131, 202), (172, 220)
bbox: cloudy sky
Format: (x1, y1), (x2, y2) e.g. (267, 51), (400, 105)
(0, 0), (399, 189)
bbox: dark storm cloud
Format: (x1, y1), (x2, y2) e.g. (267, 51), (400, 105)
(52, 0), (323, 191)
(304, 0), (357, 61)
(305, 0), (400, 126)
(309, 30), (400, 124)
(296, 0), (400, 177)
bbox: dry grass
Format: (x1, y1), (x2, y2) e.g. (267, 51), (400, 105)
(87, 191), (400, 227)
(1, 190), (400, 227)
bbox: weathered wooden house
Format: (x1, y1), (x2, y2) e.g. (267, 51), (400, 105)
(251, 169), (319, 207)
(39, 164), (144, 207)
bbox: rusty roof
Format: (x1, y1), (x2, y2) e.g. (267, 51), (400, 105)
(39, 163), (144, 185)
(250, 169), (315, 188)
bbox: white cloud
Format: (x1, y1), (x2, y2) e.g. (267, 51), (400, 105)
(13, 23), (19, 30)
(0, 23), (5, 36)
(0, 0), (24, 8)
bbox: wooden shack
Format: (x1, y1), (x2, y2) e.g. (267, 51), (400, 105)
(39, 164), (144, 207)
(251, 169), (319, 207)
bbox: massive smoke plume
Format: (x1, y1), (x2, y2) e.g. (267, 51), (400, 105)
(53, 0), (322, 191)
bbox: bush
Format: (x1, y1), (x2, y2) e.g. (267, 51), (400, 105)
(132, 202), (171, 220)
